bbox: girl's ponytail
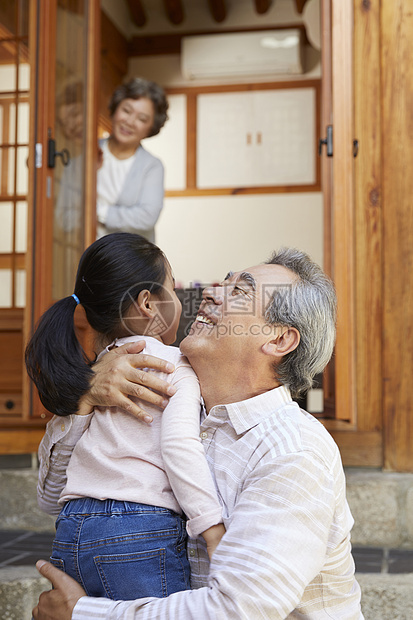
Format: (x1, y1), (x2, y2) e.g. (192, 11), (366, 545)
(26, 233), (168, 417)
(25, 294), (93, 416)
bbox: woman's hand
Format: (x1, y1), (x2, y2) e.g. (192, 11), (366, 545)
(78, 340), (176, 423)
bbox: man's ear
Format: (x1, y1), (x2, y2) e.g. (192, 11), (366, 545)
(135, 289), (155, 318)
(261, 326), (300, 359)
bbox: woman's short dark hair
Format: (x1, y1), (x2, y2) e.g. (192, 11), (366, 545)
(108, 78), (169, 137)
(25, 233), (168, 416)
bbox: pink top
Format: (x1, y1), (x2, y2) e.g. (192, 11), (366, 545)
(60, 336), (222, 538)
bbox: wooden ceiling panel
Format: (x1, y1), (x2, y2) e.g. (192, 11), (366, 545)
(126, 0), (147, 27)
(295, 0), (310, 14)
(253, 0), (272, 14)
(208, 0), (227, 23)
(163, 0), (184, 25)
(126, 0), (309, 28)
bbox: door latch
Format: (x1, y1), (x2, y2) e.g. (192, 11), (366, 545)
(47, 129), (70, 168)
(319, 125), (333, 157)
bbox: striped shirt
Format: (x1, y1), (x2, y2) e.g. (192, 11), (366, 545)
(40, 385), (363, 619)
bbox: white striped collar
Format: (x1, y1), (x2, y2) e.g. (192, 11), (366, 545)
(208, 385), (296, 435)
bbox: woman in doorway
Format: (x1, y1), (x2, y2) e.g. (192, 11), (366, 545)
(97, 78), (169, 242)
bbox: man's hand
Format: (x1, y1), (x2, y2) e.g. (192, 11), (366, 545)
(32, 560), (85, 620)
(78, 340), (176, 423)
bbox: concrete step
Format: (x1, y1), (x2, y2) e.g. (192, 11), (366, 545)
(1, 468), (413, 619)
(1, 467), (413, 547)
(0, 470), (54, 532)
(345, 469), (413, 548)
(0, 568), (411, 620)
(357, 573), (413, 620)
(0, 566), (48, 620)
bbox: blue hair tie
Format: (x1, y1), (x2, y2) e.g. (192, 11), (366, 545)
(72, 294), (80, 305)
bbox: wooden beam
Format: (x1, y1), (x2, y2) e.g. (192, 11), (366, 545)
(0, 308), (24, 330)
(100, 11), (129, 123)
(382, 0), (413, 471)
(125, 0), (146, 27)
(327, 430), (383, 468)
(353, 0), (383, 435)
(0, 429), (47, 454)
(208, 0), (227, 23)
(101, 11), (128, 75)
(84, 0), (100, 246)
(331, 0), (356, 422)
(163, 0), (184, 25)
(295, 0), (309, 14)
(320, 0), (334, 408)
(253, 0), (272, 15)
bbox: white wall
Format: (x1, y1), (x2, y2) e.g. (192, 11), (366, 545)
(157, 193), (323, 287)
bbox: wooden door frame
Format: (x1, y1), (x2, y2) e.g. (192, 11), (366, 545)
(25, 0), (100, 421)
(0, 0), (100, 452)
(319, 0), (383, 467)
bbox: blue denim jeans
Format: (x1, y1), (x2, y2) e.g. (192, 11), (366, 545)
(50, 498), (191, 600)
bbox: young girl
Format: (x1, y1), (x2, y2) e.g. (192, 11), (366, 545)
(25, 232), (224, 601)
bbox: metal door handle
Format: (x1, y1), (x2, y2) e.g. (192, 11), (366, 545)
(319, 125), (333, 157)
(47, 137), (70, 168)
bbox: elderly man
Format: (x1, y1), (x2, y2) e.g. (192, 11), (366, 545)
(33, 248), (363, 620)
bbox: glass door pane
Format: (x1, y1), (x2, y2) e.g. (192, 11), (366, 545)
(52, 0), (87, 300)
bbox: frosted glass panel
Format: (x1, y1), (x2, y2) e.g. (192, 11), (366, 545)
(0, 202), (13, 252)
(197, 92), (253, 188)
(15, 269), (26, 307)
(16, 200), (27, 252)
(9, 103), (16, 143)
(17, 101), (29, 143)
(0, 270), (12, 307)
(0, 64), (16, 92)
(253, 89), (316, 185)
(16, 146), (28, 193)
(7, 147), (15, 195)
(18, 63), (30, 90)
(197, 88), (317, 189)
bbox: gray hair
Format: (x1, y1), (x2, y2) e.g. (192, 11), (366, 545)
(264, 248), (337, 397)
(108, 78), (169, 137)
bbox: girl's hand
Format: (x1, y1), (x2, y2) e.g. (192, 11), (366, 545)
(78, 340), (176, 423)
(202, 523), (226, 560)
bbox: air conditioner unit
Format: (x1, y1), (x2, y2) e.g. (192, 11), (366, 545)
(181, 29), (304, 80)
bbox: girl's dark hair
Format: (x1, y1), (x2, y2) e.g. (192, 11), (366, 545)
(108, 78), (169, 137)
(25, 233), (168, 417)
